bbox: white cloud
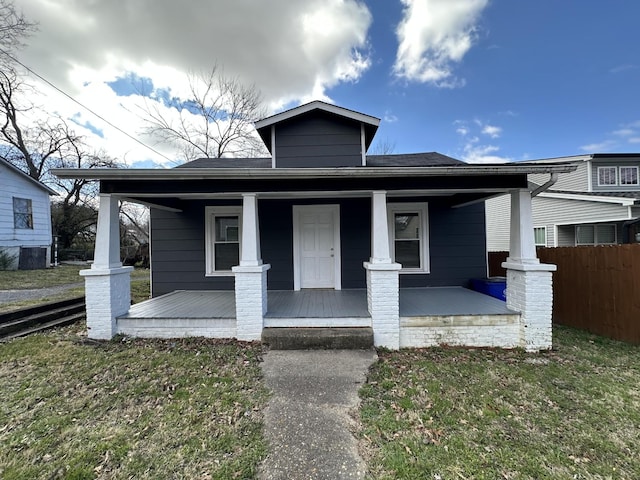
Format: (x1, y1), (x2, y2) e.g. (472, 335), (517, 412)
(482, 125), (502, 138)
(453, 117), (509, 163)
(393, 0), (489, 86)
(579, 120), (640, 152)
(579, 141), (617, 152)
(461, 143), (510, 163)
(11, 0), (374, 165)
(384, 111), (399, 123)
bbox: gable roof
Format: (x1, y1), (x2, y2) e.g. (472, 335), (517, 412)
(0, 157), (58, 195)
(254, 100), (380, 154)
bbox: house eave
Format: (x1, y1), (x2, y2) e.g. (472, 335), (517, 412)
(254, 101), (381, 130)
(52, 163), (577, 181)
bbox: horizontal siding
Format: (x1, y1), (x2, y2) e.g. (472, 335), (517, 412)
(486, 192), (633, 250)
(151, 196), (487, 294)
(0, 163), (52, 247)
(485, 194), (511, 251)
(591, 157), (640, 192)
(529, 162), (589, 192)
(275, 112), (361, 168)
(400, 201), (487, 288)
(532, 196), (631, 225)
(150, 200), (239, 296)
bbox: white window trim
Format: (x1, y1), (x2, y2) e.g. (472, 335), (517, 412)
(597, 166), (617, 186)
(205, 206), (242, 276)
(13, 197), (34, 230)
(619, 166), (639, 186)
(387, 202), (430, 274)
(533, 226), (547, 247)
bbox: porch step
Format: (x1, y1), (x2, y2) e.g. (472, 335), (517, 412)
(262, 327), (374, 350)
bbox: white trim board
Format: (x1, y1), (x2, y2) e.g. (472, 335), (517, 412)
(538, 191), (637, 206)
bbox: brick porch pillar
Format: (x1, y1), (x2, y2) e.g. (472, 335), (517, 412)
(502, 189), (556, 351)
(233, 193), (270, 341)
(364, 190), (402, 349)
(80, 194), (133, 340)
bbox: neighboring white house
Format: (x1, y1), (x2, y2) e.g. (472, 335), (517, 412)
(486, 153), (640, 251)
(0, 157), (57, 269)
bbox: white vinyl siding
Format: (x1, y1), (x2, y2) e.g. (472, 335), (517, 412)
(0, 162), (53, 250)
(529, 161), (589, 192)
(485, 194), (511, 251)
(486, 192), (632, 250)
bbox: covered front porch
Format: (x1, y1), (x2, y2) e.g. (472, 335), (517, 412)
(117, 287), (520, 348)
(52, 160), (578, 351)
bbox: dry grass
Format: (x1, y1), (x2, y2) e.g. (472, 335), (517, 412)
(359, 326), (640, 479)
(0, 324), (269, 479)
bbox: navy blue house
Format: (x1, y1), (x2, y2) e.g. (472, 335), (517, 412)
(55, 101), (575, 350)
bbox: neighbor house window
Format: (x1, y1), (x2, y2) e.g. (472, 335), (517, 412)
(533, 227), (547, 247)
(576, 224), (616, 245)
(205, 206), (241, 275)
(387, 202), (429, 272)
(597, 167), (617, 186)
(13, 197), (33, 229)
(619, 166), (639, 186)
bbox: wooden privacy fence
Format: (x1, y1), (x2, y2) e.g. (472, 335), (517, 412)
(488, 246), (640, 344)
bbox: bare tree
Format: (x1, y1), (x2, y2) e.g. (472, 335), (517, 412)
(371, 137), (397, 155)
(0, 0), (36, 67)
(140, 66), (268, 162)
(0, 69), (82, 180)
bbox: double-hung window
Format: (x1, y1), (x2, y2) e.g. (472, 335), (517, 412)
(387, 202), (429, 273)
(13, 197), (33, 229)
(205, 206), (241, 275)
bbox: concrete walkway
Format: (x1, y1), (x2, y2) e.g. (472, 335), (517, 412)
(259, 349), (377, 480)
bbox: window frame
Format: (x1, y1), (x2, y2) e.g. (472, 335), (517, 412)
(619, 166), (639, 186)
(205, 206), (242, 276)
(575, 223), (617, 246)
(13, 197), (33, 230)
(533, 226), (547, 247)
(387, 202), (430, 274)
(597, 166), (618, 186)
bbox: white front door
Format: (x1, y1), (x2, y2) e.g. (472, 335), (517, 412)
(293, 205), (341, 290)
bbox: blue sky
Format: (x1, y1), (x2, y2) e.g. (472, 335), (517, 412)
(12, 0), (640, 166)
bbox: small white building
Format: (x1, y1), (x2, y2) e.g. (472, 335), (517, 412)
(0, 157), (57, 269)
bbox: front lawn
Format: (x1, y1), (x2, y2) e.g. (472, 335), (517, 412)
(359, 326), (640, 479)
(0, 325), (268, 479)
(0, 267), (151, 313)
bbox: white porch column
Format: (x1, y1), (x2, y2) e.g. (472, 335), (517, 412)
(502, 189), (556, 352)
(233, 193), (270, 341)
(364, 190), (402, 349)
(507, 189), (538, 264)
(80, 194), (133, 340)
